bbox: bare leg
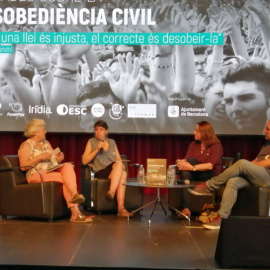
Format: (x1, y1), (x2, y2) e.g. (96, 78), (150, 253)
(106, 162), (131, 216)
(108, 162), (124, 196)
(116, 170), (127, 211)
(58, 163), (78, 198)
(70, 205), (81, 219)
(28, 164), (81, 208)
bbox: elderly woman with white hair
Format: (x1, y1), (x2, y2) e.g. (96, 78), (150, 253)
(18, 118), (92, 223)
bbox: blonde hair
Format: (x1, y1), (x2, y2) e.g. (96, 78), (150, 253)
(24, 118), (46, 138)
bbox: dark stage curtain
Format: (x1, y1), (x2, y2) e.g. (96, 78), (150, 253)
(0, 132), (265, 194)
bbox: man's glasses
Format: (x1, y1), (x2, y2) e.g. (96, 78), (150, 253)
(195, 61), (206, 69)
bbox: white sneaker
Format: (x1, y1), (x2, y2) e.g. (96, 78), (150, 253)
(203, 216), (222, 230)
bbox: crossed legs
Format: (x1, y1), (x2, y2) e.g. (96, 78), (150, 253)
(27, 163), (89, 220)
(206, 159), (270, 218)
(108, 162), (127, 212)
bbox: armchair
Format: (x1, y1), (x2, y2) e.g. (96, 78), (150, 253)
(230, 184), (270, 216)
(0, 155), (70, 221)
(81, 155), (143, 213)
(215, 157), (270, 217)
(169, 156), (270, 217)
(168, 157), (234, 214)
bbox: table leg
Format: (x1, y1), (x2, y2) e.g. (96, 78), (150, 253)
(127, 186), (188, 226)
(147, 188), (168, 227)
(130, 199), (157, 215)
(127, 198), (157, 221)
(149, 199), (159, 222)
(168, 204), (191, 223)
(159, 199), (167, 220)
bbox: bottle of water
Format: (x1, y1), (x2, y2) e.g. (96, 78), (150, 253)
(171, 165), (176, 185)
(167, 165), (176, 185)
(137, 165), (145, 184)
(167, 165), (172, 185)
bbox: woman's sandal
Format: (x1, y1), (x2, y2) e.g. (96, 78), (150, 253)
(117, 208), (133, 218)
(178, 208), (191, 219)
(70, 194), (85, 204)
(70, 214), (93, 223)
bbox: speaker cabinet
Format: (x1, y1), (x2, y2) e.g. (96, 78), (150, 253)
(215, 216), (270, 268)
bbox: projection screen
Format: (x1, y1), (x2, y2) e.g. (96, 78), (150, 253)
(0, 0), (269, 135)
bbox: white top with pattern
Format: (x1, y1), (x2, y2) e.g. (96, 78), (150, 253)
(23, 139), (53, 179)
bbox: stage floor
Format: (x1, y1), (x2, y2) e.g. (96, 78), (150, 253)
(0, 194), (221, 270)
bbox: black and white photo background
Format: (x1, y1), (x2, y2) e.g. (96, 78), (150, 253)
(0, 0), (269, 134)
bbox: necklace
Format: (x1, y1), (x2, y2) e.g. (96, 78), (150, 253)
(201, 144), (206, 153)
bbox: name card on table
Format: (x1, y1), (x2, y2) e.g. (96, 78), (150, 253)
(146, 159), (167, 186)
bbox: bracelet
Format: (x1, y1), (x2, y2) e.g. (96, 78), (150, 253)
(38, 66), (51, 73)
(54, 74), (77, 81)
(56, 66), (77, 74)
(36, 65), (54, 76)
(192, 165), (196, 171)
(54, 67), (77, 77)
(153, 63), (172, 69)
(152, 52), (172, 59)
(16, 49), (25, 56)
(40, 71), (51, 79)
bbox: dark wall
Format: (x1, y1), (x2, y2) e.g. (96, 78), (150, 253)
(0, 132), (265, 191)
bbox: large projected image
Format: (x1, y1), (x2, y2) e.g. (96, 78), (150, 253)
(0, 0), (269, 134)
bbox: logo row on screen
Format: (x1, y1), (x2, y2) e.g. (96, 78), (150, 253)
(0, 103), (207, 119)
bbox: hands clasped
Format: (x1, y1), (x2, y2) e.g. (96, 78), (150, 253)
(176, 159), (193, 171)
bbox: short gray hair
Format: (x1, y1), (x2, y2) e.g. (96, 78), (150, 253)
(24, 118), (45, 138)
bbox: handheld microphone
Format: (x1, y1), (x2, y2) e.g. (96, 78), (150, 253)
(99, 139), (104, 155)
(129, 163), (140, 167)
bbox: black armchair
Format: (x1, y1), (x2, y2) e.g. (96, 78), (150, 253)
(169, 156), (270, 217)
(0, 155), (70, 221)
(231, 184), (270, 216)
(215, 158), (270, 217)
(81, 155), (143, 213)
(168, 157), (234, 214)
